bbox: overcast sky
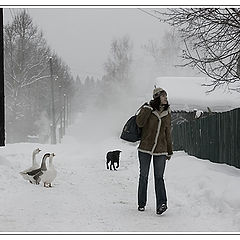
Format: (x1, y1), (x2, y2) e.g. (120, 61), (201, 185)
(3, 8), (170, 80)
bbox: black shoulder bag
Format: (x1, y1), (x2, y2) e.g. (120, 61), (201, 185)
(120, 104), (145, 142)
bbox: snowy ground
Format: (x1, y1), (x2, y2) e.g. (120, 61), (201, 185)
(1, 112), (240, 233)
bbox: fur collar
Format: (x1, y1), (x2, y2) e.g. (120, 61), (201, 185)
(153, 107), (171, 120)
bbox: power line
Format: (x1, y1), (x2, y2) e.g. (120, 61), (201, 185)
(137, 8), (161, 21)
(9, 9), (14, 20)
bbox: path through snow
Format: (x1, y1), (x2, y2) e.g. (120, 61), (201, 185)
(1, 115), (240, 232)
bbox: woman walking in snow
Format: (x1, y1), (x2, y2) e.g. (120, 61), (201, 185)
(136, 87), (173, 215)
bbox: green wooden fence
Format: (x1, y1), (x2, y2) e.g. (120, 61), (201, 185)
(172, 108), (240, 169)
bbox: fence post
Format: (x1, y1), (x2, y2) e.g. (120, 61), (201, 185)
(172, 109), (240, 169)
(236, 109), (240, 168)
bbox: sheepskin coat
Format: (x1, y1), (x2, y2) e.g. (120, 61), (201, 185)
(136, 103), (173, 156)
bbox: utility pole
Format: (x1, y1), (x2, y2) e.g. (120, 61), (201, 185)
(0, 8), (5, 146)
(49, 57), (56, 144)
(58, 83), (63, 143)
(68, 94), (71, 126)
(66, 94), (68, 128)
(63, 93), (66, 136)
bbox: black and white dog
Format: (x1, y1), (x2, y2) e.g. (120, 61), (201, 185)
(106, 150), (121, 171)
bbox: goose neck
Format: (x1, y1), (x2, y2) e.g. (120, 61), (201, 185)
(32, 152), (37, 165)
(49, 157), (54, 167)
(41, 155), (49, 170)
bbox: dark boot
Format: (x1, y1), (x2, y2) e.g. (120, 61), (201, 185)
(156, 203), (167, 215)
(138, 206), (145, 212)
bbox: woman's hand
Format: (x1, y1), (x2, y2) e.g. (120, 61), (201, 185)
(166, 155), (172, 160)
(149, 98), (160, 111)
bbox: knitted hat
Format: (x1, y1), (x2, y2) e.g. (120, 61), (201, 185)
(153, 87), (167, 99)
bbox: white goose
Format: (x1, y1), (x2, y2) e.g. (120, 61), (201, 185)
(26, 153), (50, 185)
(19, 148), (41, 183)
(40, 153), (57, 188)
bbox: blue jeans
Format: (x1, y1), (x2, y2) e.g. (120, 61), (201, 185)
(138, 151), (167, 209)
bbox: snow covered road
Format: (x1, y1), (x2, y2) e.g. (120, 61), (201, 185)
(1, 117), (240, 232)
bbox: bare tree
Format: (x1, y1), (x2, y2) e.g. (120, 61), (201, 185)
(104, 35), (133, 83)
(150, 8), (240, 92)
(143, 39), (162, 66)
(4, 10), (75, 143)
(4, 10), (50, 120)
(237, 55), (240, 77)
(142, 30), (195, 76)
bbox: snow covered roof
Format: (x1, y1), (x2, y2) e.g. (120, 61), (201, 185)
(155, 77), (240, 112)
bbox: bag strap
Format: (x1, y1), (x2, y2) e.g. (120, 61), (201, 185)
(135, 102), (148, 115)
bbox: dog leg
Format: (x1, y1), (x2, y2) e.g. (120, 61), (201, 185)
(116, 161), (119, 168)
(106, 161), (109, 170)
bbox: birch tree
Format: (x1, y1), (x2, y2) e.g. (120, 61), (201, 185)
(4, 10), (50, 122)
(4, 10), (75, 142)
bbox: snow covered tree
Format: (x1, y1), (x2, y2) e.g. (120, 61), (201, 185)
(4, 10), (75, 143)
(4, 10), (51, 106)
(4, 10), (51, 141)
(151, 8), (240, 92)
